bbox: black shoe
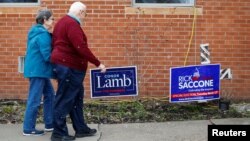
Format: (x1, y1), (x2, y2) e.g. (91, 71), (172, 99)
(23, 129), (45, 136)
(75, 129), (97, 138)
(51, 134), (75, 141)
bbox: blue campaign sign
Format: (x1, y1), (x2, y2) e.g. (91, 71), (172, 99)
(170, 64), (220, 103)
(90, 66), (138, 98)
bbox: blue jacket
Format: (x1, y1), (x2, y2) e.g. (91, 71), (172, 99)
(24, 24), (54, 78)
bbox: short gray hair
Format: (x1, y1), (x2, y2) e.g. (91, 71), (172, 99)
(36, 9), (53, 24)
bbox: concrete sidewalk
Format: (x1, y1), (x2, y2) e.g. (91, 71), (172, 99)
(0, 118), (249, 141)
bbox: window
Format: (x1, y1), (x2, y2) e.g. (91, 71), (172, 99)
(133, 0), (195, 7)
(18, 56), (25, 73)
(0, 0), (40, 6)
(0, 0), (38, 2)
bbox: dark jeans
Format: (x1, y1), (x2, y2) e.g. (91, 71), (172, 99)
(52, 64), (90, 136)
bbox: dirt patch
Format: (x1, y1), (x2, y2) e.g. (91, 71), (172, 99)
(1, 99), (250, 124)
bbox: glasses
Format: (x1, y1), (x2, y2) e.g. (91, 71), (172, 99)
(49, 17), (54, 21)
(81, 10), (87, 17)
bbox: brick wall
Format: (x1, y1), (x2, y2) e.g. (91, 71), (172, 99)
(0, 0), (249, 100)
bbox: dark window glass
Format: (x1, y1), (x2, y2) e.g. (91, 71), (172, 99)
(135, 0), (186, 3)
(0, 0), (38, 3)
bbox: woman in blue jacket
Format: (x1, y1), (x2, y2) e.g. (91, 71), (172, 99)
(23, 9), (55, 136)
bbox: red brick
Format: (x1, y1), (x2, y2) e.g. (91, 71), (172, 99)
(0, 0), (249, 100)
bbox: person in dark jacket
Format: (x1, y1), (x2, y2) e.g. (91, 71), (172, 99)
(50, 2), (106, 141)
(23, 9), (55, 136)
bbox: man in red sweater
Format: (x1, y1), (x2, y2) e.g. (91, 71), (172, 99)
(50, 2), (106, 141)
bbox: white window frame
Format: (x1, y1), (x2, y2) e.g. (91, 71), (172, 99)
(18, 56), (25, 73)
(0, 0), (40, 7)
(133, 0), (195, 7)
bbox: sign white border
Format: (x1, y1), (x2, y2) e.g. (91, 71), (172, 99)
(90, 66), (138, 98)
(169, 64), (221, 103)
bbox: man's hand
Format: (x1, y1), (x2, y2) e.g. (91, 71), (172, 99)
(98, 64), (106, 73)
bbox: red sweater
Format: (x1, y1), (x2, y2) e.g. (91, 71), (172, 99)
(51, 15), (100, 71)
